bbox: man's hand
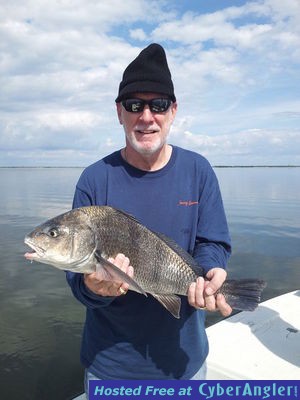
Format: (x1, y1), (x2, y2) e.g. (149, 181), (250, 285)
(187, 267), (232, 317)
(84, 253), (134, 297)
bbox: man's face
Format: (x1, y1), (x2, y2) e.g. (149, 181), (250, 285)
(117, 93), (177, 156)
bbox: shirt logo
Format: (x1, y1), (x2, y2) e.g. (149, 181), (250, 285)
(178, 200), (199, 206)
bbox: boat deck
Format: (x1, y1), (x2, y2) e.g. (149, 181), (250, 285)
(73, 290), (300, 398)
(206, 290), (300, 379)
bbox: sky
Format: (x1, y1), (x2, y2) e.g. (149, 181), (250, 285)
(1, 0), (300, 166)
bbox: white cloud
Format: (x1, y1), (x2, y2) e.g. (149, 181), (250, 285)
(0, 0), (299, 166)
(170, 126), (300, 165)
(152, 8), (273, 48)
(130, 28), (147, 41)
(152, 0), (300, 60)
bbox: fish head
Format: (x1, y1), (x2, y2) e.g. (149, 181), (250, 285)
(24, 209), (96, 272)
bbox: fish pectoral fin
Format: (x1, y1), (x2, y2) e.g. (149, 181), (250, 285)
(94, 251), (147, 297)
(151, 293), (181, 319)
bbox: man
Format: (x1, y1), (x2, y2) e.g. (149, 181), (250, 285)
(66, 43), (232, 393)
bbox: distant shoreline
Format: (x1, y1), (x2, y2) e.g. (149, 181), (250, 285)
(0, 166), (84, 169)
(0, 165), (299, 169)
(213, 165), (300, 168)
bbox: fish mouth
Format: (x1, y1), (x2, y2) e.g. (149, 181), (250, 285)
(24, 237), (45, 260)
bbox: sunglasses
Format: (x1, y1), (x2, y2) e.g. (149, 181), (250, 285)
(121, 98), (172, 113)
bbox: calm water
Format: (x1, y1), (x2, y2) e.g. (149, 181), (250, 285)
(0, 167), (299, 399)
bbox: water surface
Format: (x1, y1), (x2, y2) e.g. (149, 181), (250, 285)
(0, 167), (299, 399)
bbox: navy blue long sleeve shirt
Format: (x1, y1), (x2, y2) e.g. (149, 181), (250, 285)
(66, 145), (231, 379)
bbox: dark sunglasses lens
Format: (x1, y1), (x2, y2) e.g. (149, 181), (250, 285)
(122, 99), (144, 113)
(122, 98), (172, 113)
(150, 99), (171, 112)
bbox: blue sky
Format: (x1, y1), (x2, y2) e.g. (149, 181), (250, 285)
(0, 0), (299, 166)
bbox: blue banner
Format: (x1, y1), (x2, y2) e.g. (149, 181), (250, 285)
(89, 380), (299, 400)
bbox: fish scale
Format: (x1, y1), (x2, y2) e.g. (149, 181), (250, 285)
(24, 205), (266, 318)
(88, 206), (198, 294)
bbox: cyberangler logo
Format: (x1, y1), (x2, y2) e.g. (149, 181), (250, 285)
(198, 382), (298, 400)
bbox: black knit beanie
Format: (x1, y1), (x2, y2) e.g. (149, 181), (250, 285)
(115, 43), (176, 103)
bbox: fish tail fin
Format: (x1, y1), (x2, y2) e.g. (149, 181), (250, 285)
(220, 279), (266, 311)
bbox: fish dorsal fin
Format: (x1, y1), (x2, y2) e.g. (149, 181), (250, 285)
(110, 207), (142, 224)
(154, 232), (203, 273)
(151, 293), (181, 319)
(109, 207), (203, 274)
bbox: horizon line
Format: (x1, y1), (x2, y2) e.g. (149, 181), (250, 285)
(1, 165), (300, 169)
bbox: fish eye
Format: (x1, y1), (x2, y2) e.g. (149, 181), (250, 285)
(48, 228), (59, 238)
